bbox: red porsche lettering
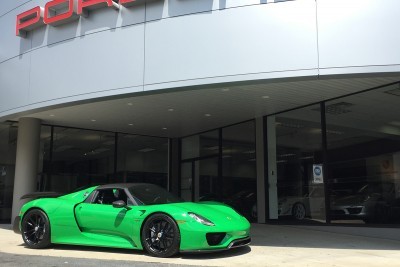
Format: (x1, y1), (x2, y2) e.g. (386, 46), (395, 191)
(16, 0), (153, 37)
(16, 6), (44, 37)
(78, 0), (115, 15)
(119, 0), (136, 7)
(44, 0), (79, 26)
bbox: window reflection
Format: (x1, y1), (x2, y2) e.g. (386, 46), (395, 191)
(275, 106), (326, 222)
(116, 134), (168, 188)
(326, 83), (400, 224)
(46, 127), (115, 193)
(0, 122), (17, 223)
(180, 121), (257, 222)
(222, 121), (257, 222)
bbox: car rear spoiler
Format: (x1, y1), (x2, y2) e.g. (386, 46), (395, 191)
(20, 192), (63, 200)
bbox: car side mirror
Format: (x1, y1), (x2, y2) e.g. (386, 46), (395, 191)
(112, 200), (130, 209)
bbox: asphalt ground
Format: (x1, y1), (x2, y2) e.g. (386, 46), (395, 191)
(1, 223), (400, 267)
(0, 252), (201, 267)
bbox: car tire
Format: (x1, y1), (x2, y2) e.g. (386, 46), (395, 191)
(21, 209), (51, 249)
(141, 213), (180, 257)
(292, 203), (306, 220)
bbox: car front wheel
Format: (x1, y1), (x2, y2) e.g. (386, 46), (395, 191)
(292, 203), (306, 220)
(141, 213), (180, 257)
(21, 209), (51, 249)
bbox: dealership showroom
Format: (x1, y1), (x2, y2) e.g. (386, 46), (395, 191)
(1, 0), (400, 237)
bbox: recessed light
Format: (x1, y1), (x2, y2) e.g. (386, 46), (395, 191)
(91, 119), (96, 122)
(262, 96), (270, 99)
(49, 114), (55, 117)
(162, 127), (167, 130)
(204, 114), (211, 117)
(221, 88), (230, 92)
(168, 108), (174, 112)
(128, 123), (133, 126)
(127, 103), (133, 106)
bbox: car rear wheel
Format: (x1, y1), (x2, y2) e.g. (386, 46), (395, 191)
(141, 213), (180, 257)
(292, 203), (306, 220)
(21, 209), (51, 249)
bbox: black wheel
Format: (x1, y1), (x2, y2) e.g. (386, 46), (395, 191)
(21, 209), (51, 249)
(141, 213), (180, 257)
(292, 203), (306, 220)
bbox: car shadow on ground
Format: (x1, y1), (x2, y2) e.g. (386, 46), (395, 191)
(17, 243), (251, 259)
(180, 246), (251, 259)
(0, 224), (12, 230)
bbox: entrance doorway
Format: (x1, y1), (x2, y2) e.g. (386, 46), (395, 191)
(180, 157), (219, 202)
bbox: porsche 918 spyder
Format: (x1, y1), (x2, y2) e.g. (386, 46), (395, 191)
(13, 183), (251, 257)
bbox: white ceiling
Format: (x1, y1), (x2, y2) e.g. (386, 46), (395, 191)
(13, 75), (400, 138)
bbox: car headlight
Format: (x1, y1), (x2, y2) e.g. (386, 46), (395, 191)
(188, 212), (215, 226)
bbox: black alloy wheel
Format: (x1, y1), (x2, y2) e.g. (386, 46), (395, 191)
(21, 209), (51, 249)
(141, 213), (180, 257)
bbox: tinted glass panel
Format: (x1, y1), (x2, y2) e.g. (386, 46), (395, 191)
(275, 105), (326, 223)
(222, 121), (257, 222)
(47, 128), (115, 193)
(0, 122), (17, 223)
(116, 134), (168, 188)
(326, 83), (400, 224)
(181, 130), (219, 160)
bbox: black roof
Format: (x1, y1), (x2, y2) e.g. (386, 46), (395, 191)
(95, 183), (155, 190)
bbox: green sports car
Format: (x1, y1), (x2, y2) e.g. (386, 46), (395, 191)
(13, 183), (251, 257)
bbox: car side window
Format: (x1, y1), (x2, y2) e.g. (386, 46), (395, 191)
(93, 188), (128, 205)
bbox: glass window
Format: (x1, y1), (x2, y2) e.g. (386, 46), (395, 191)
(38, 126), (52, 191)
(181, 130), (219, 160)
(326, 83), (400, 225)
(179, 121), (257, 222)
(116, 134), (168, 188)
(275, 105), (326, 223)
(47, 127), (115, 193)
(0, 122), (17, 223)
(222, 121), (257, 222)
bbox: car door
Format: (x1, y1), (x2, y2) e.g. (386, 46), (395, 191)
(74, 187), (137, 247)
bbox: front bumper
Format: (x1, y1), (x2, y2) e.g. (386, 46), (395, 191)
(178, 218), (251, 252)
(180, 236), (251, 253)
(13, 216), (21, 234)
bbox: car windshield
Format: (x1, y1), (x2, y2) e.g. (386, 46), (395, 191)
(129, 184), (184, 205)
(357, 183), (393, 195)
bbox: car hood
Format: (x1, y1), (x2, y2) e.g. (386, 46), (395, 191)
(332, 195), (366, 206)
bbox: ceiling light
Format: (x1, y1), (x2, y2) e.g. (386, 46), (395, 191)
(262, 96), (270, 99)
(128, 123), (133, 126)
(91, 119), (96, 122)
(127, 103), (133, 106)
(162, 127), (167, 130)
(204, 114), (211, 117)
(168, 108), (174, 112)
(49, 114), (55, 117)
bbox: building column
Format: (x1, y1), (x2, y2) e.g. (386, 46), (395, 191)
(169, 138), (180, 195)
(11, 117), (41, 223)
(267, 116), (278, 219)
(256, 117), (266, 223)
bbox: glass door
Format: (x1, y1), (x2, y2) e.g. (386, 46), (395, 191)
(180, 157), (219, 202)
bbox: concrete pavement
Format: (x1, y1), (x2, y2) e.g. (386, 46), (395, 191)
(1, 224), (400, 267)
